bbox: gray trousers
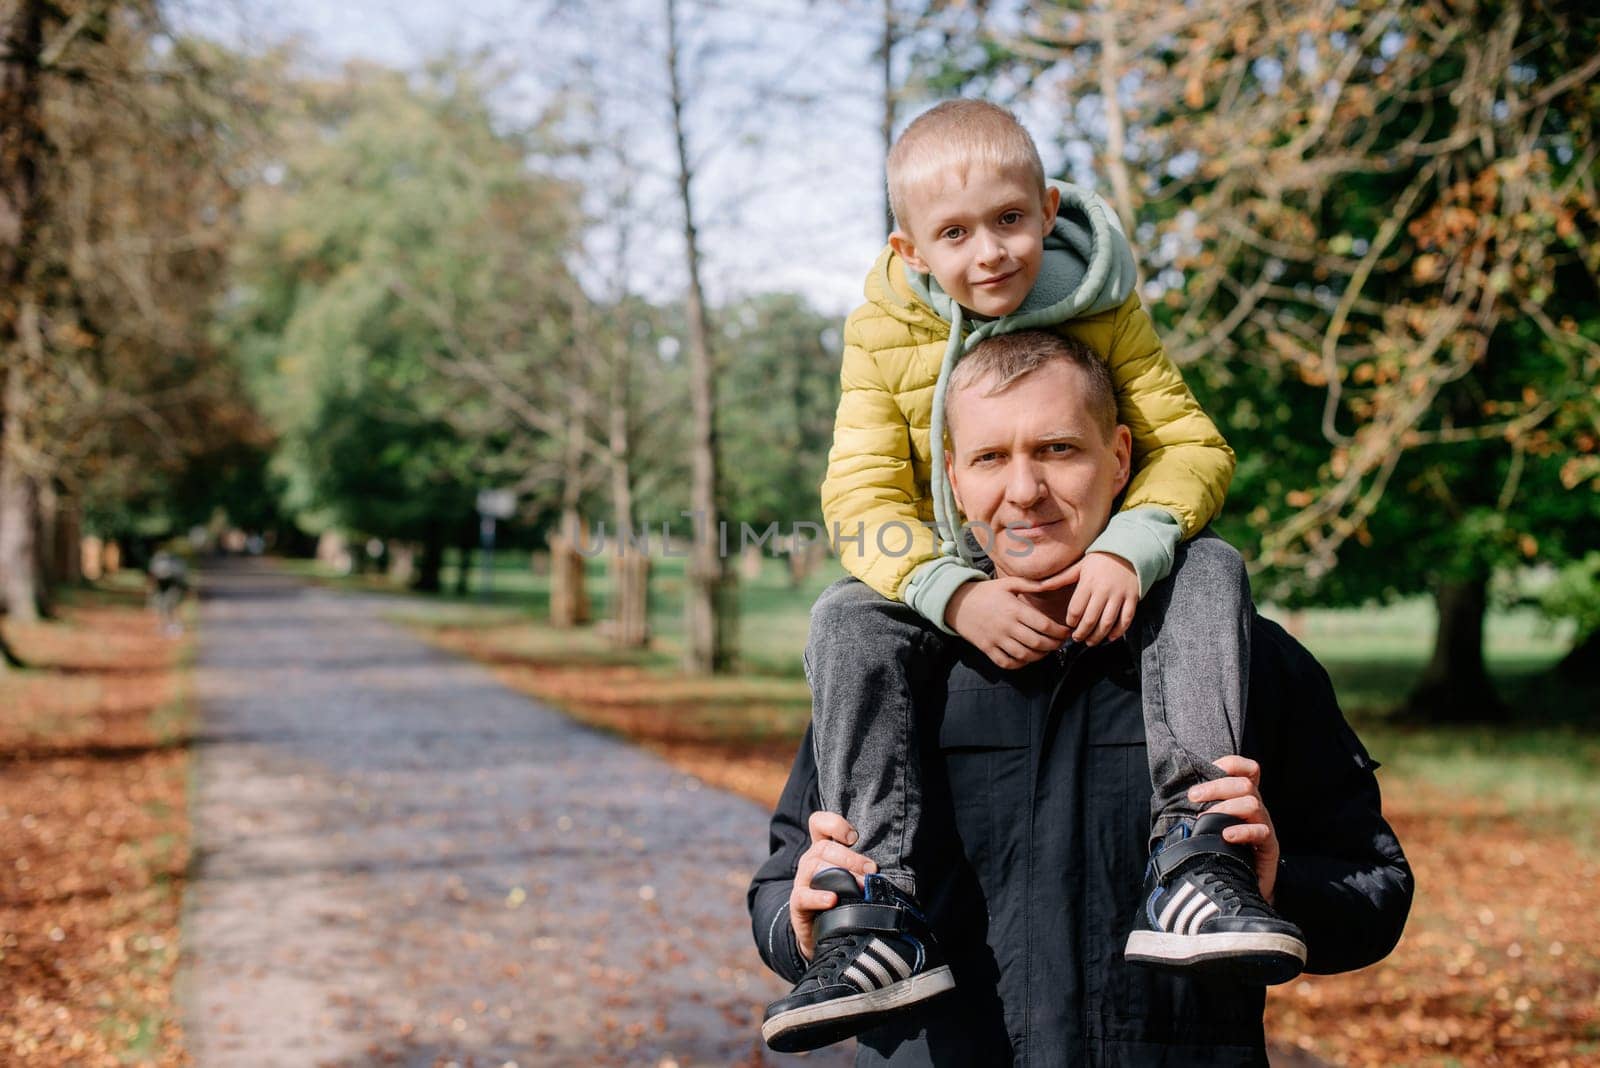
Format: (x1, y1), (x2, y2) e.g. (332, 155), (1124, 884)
(807, 531), (1250, 896)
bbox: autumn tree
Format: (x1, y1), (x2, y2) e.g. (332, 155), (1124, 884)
(1, 2), (254, 652)
(914, 0), (1600, 719)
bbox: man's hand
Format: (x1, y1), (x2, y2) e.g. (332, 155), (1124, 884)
(1056, 552), (1140, 646)
(945, 577), (1072, 670)
(790, 812), (876, 961)
(1188, 755), (1281, 903)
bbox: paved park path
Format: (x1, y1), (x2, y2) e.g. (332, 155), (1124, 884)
(180, 560), (848, 1067)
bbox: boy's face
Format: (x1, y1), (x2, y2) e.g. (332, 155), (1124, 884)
(946, 360), (1131, 581)
(890, 168), (1060, 319)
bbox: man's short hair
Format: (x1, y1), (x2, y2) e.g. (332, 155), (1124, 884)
(946, 331), (1118, 441)
(887, 100), (1047, 230)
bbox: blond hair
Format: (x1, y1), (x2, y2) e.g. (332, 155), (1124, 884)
(887, 100), (1047, 229)
(946, 331), (1116, 440)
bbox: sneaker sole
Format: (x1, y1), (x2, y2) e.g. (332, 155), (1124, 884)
(761, 966), (956, 1053)
(1124, 931), (1308, 985)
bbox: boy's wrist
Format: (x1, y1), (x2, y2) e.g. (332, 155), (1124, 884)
(904, 557), (988, 636)
(1086, 507), (1181, 596)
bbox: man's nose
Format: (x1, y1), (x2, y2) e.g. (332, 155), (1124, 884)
(1004, 459), (1044, 507)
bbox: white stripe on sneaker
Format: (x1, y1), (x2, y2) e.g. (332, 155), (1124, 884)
(868, 939), (913, 980)
(1173, 891), (1209, 935)
(856, 950), (894, 989)
(1187, 902), (1220, 934)
(1158, 884), (1196, 931)
(843, 964), (874, 992)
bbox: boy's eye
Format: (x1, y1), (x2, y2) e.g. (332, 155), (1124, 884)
(999, 210), (1023, 225)
(940, 226), (966, 241)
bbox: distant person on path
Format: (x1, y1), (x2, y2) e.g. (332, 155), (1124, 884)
(750, 335), (1413, 1063)
(767, 100), (1294, 1049)
(148, 551), (189, 636)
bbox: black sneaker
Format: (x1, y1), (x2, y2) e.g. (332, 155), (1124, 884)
(761, 868), (955, 1052)
(1124, 812), (1307, 985)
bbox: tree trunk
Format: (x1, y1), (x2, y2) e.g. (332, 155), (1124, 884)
(1094, 7), (1138, 238)
(666, 0), (735, 673)
(548, 510), (590, 628)
(453, 526), (473, 597)
(80, 533), (103, 580)
(0, 0), (46, 670)
(0, 367), (40, 623)
(1405, 575), (1506, 721)
(1, 0), (44, 292)
(387, 542), (416, 586)
(48, 486), (79, 585)
(880, 0), (897, 234)
(787, 537), (830, 589)
(607, 318), (648, 649)
(1556, 628), (1600, 683)
(27, 469), (53, 617)
(610, 550), (650, 648)
(414, 524), (444, 593)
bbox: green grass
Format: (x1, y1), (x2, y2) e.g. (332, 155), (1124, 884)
(279, 549), (1598, 831)
(283, 547), (843, 675)
(1358, 721), (1600, 833)
(1257, 599), (1573, 718)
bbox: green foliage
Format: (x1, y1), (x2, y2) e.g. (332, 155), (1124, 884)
(904, 1), (1600, 630)
(1539, 554), (1600, 641)
(716, 294), (839, 528)
(224, 64), (581, 547)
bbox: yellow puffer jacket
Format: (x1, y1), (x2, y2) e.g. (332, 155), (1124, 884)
(821, 246), (1235, 603)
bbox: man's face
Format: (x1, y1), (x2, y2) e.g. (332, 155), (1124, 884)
(890, 168), (1059, 319)
(946, 360), (1131, 580)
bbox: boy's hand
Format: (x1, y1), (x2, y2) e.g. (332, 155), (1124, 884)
(945, 577), (1072, 670)
(1057, 552), (1140, 645)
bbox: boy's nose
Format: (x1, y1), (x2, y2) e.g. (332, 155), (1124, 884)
(975, 231), (1006, 267)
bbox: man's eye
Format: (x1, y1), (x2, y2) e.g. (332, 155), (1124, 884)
(974, 452), (1001, 464)
(1044, 443), (1073, 455)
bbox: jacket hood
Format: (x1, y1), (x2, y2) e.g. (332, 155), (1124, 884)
(861, 245), (942, 329)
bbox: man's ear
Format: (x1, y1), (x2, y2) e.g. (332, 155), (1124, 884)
(889, 229), (930, 274)
(1112, 424), (1132, 493)
(1041, 184), (1060, 231)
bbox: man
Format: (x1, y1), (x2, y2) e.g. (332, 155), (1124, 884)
(748, 331), (1413, 1065)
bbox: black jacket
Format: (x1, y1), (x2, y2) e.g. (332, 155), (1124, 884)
(748, 616), (1413, 1066)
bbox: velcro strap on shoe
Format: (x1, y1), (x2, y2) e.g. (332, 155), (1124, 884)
(813, 902), (910, 942)
(1150, 832), (1256, 883)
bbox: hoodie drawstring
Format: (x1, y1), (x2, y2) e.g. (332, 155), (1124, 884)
(929, 300), (972, 566)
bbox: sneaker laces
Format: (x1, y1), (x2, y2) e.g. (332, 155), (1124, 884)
(1192, 857), (1272, 917)
(798, 931), (874, 989)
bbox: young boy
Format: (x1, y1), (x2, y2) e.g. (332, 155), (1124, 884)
(761, 100), (1306, 1053)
